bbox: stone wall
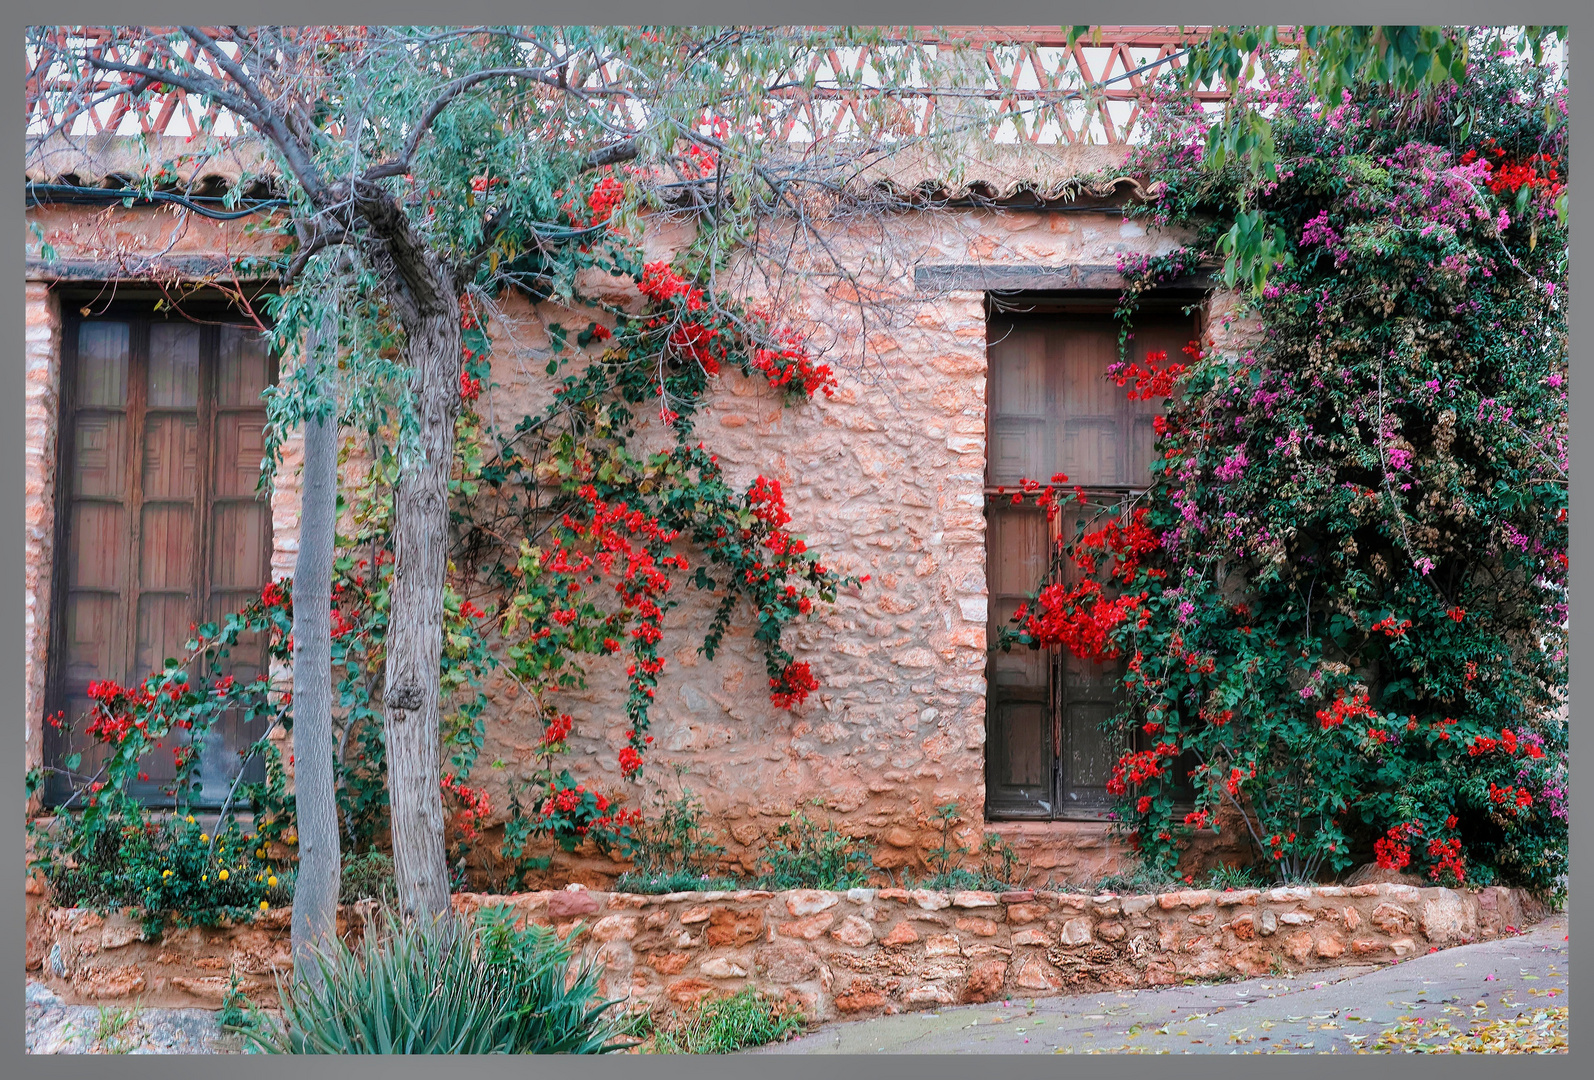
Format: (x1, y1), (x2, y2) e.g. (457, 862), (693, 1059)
(24, 179), (1259, 885)
(24, 283), (61, 800)
(25, 881), (1547, 1021)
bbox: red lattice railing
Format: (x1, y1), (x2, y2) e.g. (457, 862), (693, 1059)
(26, 26), (1286, 147)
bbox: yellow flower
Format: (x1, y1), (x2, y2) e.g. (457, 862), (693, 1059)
(199, 833), (209, 843)
(162, 869), (173, 878)
(218, 869), (229, 881)
(267, 875), (278, 888)
(259, 901), (269, 911)
(256, 848), (266, 858)
(202, 875), (208, 883)
(185, 815), (195, 824)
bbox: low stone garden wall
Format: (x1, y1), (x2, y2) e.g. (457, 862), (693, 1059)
(25, 880), (1546, 1022)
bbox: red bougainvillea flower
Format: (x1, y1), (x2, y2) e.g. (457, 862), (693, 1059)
(1106, 348), (1190, 401)
(770, 660), (819, 709)
(1316, 689), (1374, 730)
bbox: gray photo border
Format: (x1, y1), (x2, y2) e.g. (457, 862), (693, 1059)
(6, 2), (1586, 1078)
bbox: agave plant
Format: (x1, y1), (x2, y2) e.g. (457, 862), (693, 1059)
(475, 904), (633, 1054)
(236, 906), (627, 1054)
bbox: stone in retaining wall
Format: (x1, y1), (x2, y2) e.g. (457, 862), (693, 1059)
(25, 882), (1546, 1022)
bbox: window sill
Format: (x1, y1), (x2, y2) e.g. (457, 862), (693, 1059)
(983, 818), (1118, 834)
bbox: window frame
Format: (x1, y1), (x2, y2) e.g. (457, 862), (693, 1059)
(982, 292), (1206, 822)
(42, 300), (279, 809)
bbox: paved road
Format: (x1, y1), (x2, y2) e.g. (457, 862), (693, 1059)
(754, 912), (1568, 1055)
(26, 981), (238, 1054)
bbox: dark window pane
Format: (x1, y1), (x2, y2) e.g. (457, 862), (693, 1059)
(210, 502), (268, 591)
(147, 323), (201, 407)
(75, 322), (129, 407)
(71, 413), (127, 498)
(66, 502), (126, 591)
(142, 414), (199, 499)
(216, 325), (270, 406)
(63, 592), (122, 684)
(138, 503), (195, 591)
(211, 411), (268, 498)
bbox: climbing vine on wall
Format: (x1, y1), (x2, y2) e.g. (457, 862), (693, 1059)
(32, 160), (862, 897)
(1001, 40), (1567, 898)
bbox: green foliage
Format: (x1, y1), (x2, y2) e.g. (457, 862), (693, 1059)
(752, 808), (873, 890)
(473, 905), (632, 1053)
(649, 988), (805, 1054)
(31, 811), (291, 935)
(1205, 863), (1268, 892)
(618, 772), (724, 875)
(1179, 25), (1567, 291)
(237, 906), (627, 1054)
(338, 851), (397, 905)
(1026, 39), (1568, 897)
(90, 1004), (140, 1053)
(218, 970), (278, 1052)
(612, 868), (744, 895)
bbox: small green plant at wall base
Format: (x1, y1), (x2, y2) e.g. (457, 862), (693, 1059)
(338, 851), (397, 905)
(91, 1004), (140, 1053)
(924, 802), (967, 880)
(899, 804), (1025, 891)
(753, 807), (873, 890)
(613, 869), (744, 895)
(649, 988), (805, 1054)
(218, 970), (279, 1052)
(979, 832), (1023, 886)
(618, 770), (726, 879)
(1206, 863), (1267, 891)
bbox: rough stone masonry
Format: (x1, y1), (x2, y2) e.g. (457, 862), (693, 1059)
(24, 146), (1264, 884)
(26, 880), (1544, 1025)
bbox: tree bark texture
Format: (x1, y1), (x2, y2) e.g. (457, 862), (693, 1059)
(369, 221), (462, 920)
(288, 349), (342, 980)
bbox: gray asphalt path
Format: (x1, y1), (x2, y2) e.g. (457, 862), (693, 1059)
(753, 912), (1568, 1054)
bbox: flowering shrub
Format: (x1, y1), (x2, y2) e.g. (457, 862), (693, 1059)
(32, 807), (292, 935)
(1004, 41), (1566, 898)
(527, 769), (643, 854)
(28, 454), (497, 905)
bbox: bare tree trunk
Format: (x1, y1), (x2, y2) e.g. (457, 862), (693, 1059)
(289, 325), (342, 982)
(380, 301), (461, 921)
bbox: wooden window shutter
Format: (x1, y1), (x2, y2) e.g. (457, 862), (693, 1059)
(985, 306), (1198, 820)
(44, 313), (274, 807)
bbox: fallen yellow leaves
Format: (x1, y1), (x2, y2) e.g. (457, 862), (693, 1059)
(1366, 1008), (1567, 1053)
